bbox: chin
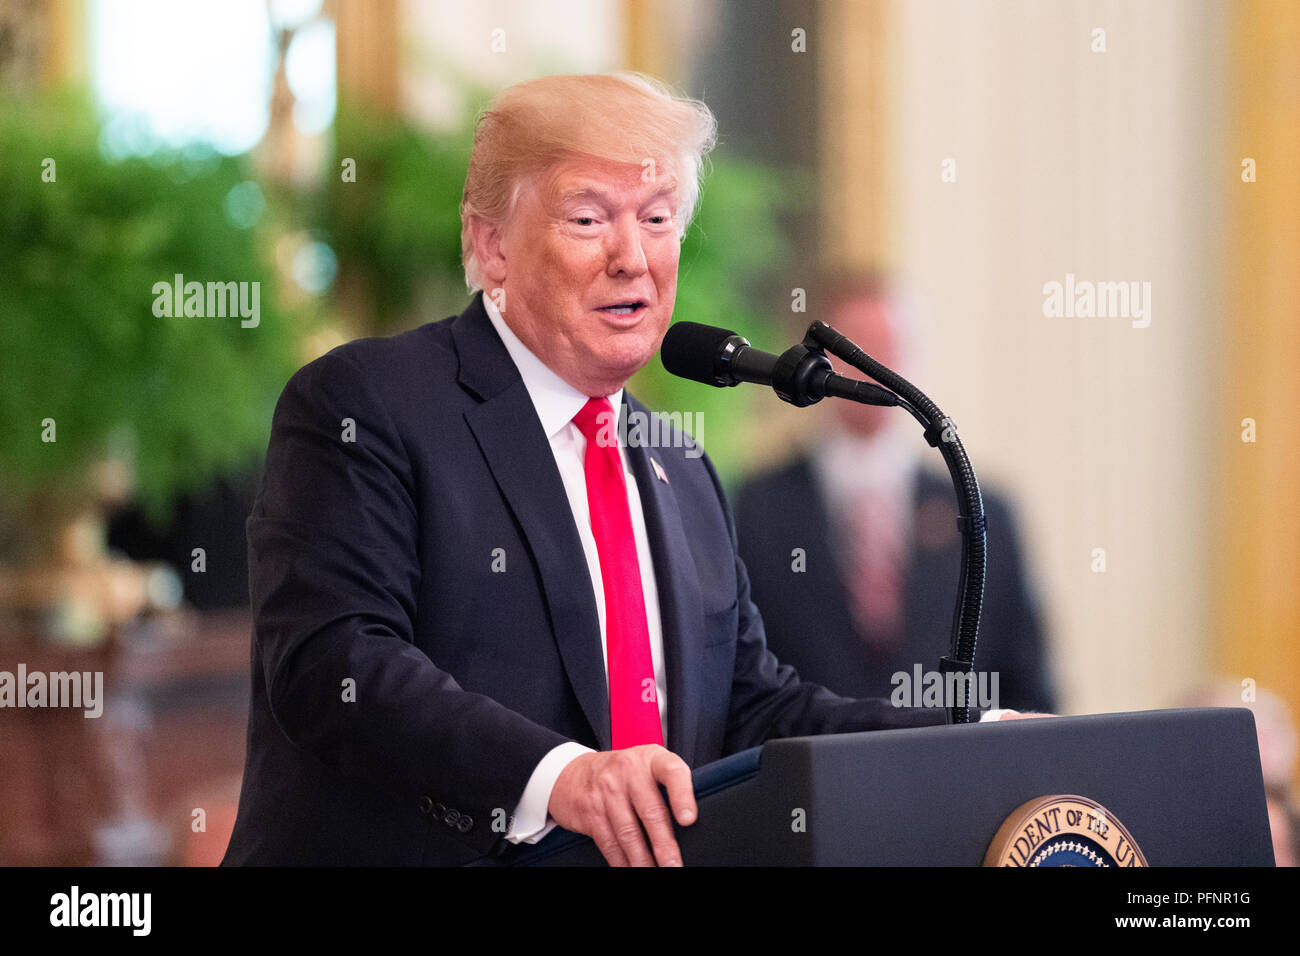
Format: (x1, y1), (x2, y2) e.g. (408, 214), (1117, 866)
(589, 342), (655, 389)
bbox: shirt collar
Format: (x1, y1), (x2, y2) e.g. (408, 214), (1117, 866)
(813, 416), (919, 503)
(482, 291), (624, 440)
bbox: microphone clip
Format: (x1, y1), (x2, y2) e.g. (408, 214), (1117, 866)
(771, 340), (835, 408)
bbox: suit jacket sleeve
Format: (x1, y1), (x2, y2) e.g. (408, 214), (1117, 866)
(247, 348), (571, 855)
(703, 457), (951, 753)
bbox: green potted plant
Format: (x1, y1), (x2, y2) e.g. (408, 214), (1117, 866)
(0, 92), (301, 644)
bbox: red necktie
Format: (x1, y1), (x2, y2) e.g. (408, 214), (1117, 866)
(847, 484), (905, 646)
(571, 397), (663, 749)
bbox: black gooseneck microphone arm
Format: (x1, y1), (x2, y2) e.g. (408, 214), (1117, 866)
(802, 320), (986, 726)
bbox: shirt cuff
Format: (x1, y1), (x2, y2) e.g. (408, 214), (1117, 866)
(980, 708), (1018, 722)
(504, 741), (596, 844)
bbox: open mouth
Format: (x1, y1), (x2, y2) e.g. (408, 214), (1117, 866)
(596, 301), (647, 316)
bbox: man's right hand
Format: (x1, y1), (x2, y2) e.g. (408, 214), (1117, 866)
(547, 745), (697, 867)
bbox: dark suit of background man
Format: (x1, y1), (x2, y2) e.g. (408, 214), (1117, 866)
(223, 75), (1027, 868)
(735, 273), (1057, 714)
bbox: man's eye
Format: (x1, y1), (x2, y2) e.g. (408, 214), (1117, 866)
(572, 217), (596, 227)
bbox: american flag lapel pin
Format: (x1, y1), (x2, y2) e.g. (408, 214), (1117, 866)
(651, 457), (669, 484)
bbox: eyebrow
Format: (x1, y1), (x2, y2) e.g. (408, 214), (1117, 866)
(555, 179), (680, 209)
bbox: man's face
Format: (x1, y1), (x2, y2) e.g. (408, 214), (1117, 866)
(829, 294), (904, 437)
(481, 154), (681, 397)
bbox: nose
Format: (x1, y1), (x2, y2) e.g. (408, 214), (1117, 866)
(605, 215), (648, 278)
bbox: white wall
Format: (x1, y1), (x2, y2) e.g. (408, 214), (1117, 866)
(894, 0), (1229, 714)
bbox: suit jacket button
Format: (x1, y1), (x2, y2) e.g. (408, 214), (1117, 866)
(444, 808), (461, 828)
(457, 815), (473, 833)
(432, 802), (446, 818)
(418, 796), (433, 815)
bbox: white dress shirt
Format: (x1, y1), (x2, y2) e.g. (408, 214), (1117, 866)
(811, 418), (920, 544)
(481, 295), (667, 845)
(484, 296), (1012, 847)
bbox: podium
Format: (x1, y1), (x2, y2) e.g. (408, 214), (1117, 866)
(503, 708), (1273, 866)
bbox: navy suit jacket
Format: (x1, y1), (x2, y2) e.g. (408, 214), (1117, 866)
(222, 292), (948, 866)
(735, 458), (1056, 713)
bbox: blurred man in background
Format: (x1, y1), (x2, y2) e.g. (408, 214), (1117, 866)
(734, 272), (1056, 713)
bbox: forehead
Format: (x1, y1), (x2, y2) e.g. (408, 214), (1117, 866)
(534, 154), (680, 208)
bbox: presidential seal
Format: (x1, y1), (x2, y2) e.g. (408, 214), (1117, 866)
(983, 795), (1147, 867)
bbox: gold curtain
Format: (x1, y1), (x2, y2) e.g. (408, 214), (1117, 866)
(1216, 0), (1300, 774)
(817, 0), (895, 273)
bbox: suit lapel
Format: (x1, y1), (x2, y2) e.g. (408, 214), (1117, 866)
(622, 395), (707, 768)
(450, 296), (711, 761)
(453, 295), (611, 749)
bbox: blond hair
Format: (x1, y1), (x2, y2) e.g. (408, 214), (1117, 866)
(459, 72), (718, 292)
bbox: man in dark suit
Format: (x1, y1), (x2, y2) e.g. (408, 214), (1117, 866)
(735, 273), (1056, 714)
(223, 74), (1029, 868)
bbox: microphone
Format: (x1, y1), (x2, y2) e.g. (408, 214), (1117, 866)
(662, 317), (987, 725)
(660, 321), (899, 408)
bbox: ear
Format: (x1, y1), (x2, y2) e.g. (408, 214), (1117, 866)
(468, 215), (508, 288)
